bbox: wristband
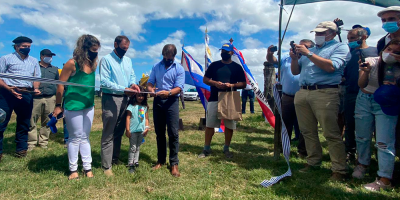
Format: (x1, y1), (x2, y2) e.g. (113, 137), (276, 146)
(145, 126), (150, 129)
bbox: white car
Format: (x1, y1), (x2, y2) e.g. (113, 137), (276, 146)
(184, 88), (199, 101)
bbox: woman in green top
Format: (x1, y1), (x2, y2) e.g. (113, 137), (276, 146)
(53, 35), (100, 180)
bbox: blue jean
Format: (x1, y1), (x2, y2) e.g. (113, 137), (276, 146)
(0, 89), (33, 154)
(242, 90), (254, 113)
(355, 90), (398, 179)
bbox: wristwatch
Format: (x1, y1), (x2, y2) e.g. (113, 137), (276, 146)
(306, 52), (314, 58)
(168, 91), (172, 96)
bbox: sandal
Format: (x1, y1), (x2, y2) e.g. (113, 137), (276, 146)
(83, 169), (94, 178)
(68, 171), (79, 180)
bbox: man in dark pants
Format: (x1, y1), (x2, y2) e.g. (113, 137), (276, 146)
(344, 28), (377, 162)
(241, 85), (254, 114)
(0, 36), (41, 160)
(266, 39), (315, 158)
(147, 44), (185, 177)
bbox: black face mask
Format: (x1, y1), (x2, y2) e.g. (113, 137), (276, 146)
(115, 46), (127, 58)
(19, 47), (30, 56)
(221, 52), (232, 61)
(163, 58), (174, 67)
(88, 50), (98, 61)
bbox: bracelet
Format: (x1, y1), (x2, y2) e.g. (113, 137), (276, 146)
(145, 126), (150, 129)
(55, 103), (62, 107)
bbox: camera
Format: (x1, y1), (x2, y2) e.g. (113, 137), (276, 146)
(334, 19), (343, 27)
(270, 46), (278, 52)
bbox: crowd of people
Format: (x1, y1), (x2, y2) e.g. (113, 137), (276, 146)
(0, 5), (400, 192)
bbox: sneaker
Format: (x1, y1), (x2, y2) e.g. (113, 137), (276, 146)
(223, 150), (233, 159)
(134, 162), (139, 168)
(364, 178), (393, 191)
(198, 149), (212, 158)
(352, 165), (368, 179)
(40, 145), (48, 149)
(27, 146), (35, 152)
(15, 150), (27, 158)
(299, 164), (320, 173)
(103, 169), (114, 177)
(330, 172), (348, 182)
(128, 165), (136, 174)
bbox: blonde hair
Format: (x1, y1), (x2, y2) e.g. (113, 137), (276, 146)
(73, 34), (101, 71)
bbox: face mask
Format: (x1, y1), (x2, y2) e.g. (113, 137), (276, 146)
(348, 41), (361, 49)
(43, 57), (52, 64)
(88, 50), (98, 61)
(163, 58), (174, 67)
(382, 52), (398, 64)
(19, 47), (30, 56)
(115, 46), (127, 57)
(382, 21), (399, 33)
(221, 52), (232, 61)
(315, 36), (326, 46)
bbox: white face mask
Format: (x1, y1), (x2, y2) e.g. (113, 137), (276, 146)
(315, 36), (326, 46)
(43, 57), (52, 64)
(382, 52), (397, 64)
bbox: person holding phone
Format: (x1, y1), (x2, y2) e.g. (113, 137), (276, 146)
(53, 34), (100, 180)
(343, 28), (378, 163)
(352, 39), (400, 191)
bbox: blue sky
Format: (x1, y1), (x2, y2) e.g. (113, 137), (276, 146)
(0, 0), (385, 91)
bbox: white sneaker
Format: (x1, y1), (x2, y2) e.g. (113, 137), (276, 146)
(364, 178), (392, 191)
(352, 165), (367, 179)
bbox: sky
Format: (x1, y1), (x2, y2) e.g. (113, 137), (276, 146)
(0, 0), (388, 91)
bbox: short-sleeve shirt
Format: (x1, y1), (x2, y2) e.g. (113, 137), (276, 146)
(204, 60), (246, 102)
(127, 104), (148, 133)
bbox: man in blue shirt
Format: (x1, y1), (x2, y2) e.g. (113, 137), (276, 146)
(147, 44), (185, 177)
(0, 36), (41, 160)
(291, 21), (350, 181)
(267, 39), (315, 158)
(100, 35), (140, 176)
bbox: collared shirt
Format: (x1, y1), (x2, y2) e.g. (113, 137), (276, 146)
(100, 51), (136, 95)
(148, 60), (185, 95)
(280, 54), (300, 95)
(0, 52), (41, 88)
(298, 39), (350, 86)
(37, 63), (59, 96)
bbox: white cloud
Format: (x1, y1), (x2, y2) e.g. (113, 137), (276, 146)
(243, 37), (263, 49)
(136, 30), (185, 60)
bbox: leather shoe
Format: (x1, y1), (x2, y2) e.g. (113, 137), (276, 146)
(171, 165), (180, 177)
(152, 163), (164, 171)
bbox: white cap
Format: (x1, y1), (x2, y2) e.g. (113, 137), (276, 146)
(311, 21), (337, 33)
(377, 6), (400, 17)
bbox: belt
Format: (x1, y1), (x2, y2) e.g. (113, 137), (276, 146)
(282, 92), (295, 98)
(301, 85), (338, 90)
(103, 93), (126, 97)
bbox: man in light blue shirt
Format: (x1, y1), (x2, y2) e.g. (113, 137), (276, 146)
(0, 36), (41, 159)
(147, 44), (184, 177)
(291, 21), (350, 181)
(100, 35), (140, 176)
(267, 39), (315, 158)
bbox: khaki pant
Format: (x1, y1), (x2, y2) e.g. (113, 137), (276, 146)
(28, 96), (56, 147)
(294, 88), (347, 174)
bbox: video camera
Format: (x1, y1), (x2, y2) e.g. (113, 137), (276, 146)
(333, 19), (344, 42)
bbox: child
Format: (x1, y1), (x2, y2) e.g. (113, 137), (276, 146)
(126, 89), (149, 174)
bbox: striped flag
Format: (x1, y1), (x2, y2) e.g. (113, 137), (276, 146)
(181, 47), (211, 110)
(205, 28), (213, 72)
(231, 46), (276, 128)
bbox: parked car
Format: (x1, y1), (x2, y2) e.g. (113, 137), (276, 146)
(184, 88), (199, 101)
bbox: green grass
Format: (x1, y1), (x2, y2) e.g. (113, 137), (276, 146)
(0, 97), (399, 199)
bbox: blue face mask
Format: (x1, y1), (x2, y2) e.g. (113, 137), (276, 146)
(348, 41), (361, 49)
(382, 21), (400, 33)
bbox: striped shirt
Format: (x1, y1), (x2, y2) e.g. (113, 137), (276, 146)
(363, 57), (400, 93)
(0, 52), (41, 88)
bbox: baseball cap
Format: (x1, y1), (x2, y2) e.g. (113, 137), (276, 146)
(352, 25), (371, 37)
(377, 6), (400, 17)
(40, 49), (56, 56)
(220, 43), (233, 52)
(311, 21), (338, 33)
(374, 85), (400, 116)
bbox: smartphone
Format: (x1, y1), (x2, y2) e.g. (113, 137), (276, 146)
(359, 50), (366, 66)
(290, 41), (296, 53)
(270, 46), (278, 52)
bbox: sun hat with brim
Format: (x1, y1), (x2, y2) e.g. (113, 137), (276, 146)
(374, 84), (400, 116)
(377, 6), (400, 17)
(311, 21), (338, 33)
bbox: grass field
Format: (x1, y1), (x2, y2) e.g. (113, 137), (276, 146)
(0, 97), (399, 199)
